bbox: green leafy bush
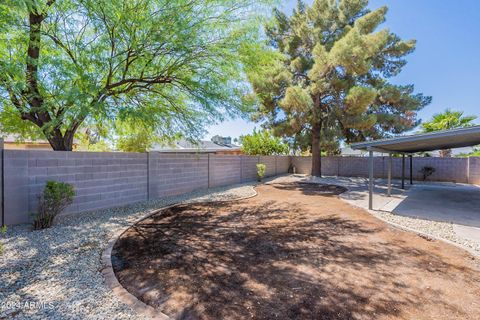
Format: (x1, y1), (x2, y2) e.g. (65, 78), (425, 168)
(256, 163), (266, 182)
(33, 181), (75, 230)
(240, 130), (289, 155)
(419, 166), (436, 181)
(0, 225), (6, 255)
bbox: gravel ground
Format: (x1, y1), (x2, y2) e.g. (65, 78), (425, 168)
(0, 183), (256, 320)
(1, 174), (478, 319)
(270, 175), (480, 257)
(368, 210), (480, 256)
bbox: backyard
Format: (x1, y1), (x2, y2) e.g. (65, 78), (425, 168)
(1, 1), (480, 319)
(113, 180), (480, 320)
(1, 175), (479, 319)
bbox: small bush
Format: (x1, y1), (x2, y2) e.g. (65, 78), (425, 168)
(256, 163), (266, 182)
(33, 181), (75, 230)
(0, 225), (6, 255)
(419, 166), (436, 181)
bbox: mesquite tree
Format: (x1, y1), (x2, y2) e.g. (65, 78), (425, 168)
(0, 0), (269, 150)
(245, 0), (431, 176)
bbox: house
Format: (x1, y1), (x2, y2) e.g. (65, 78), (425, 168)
(2, 135), (54, 150)
(1, 134), (78, 150)
(340, 147), (388, 157)
(151, 135), (242, 155)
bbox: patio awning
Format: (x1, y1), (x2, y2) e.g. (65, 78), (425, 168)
(349, 125), (480, 210)
(350, 125), (480, 153)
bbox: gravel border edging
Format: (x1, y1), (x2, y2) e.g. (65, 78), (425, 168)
(368, 209), (480, 258)
(100, 187), (259, 320)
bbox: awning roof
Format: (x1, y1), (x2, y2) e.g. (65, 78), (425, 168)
(351, 125), (480, 153)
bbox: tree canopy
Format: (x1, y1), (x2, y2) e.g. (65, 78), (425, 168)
(240, 129), (289, 155)
(244, 0), (431, 176)
(421, 109), (477, 132)
(0, 0), (270, 150)
(421, 108), (477, 157)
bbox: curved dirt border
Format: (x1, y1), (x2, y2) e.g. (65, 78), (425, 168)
(101, 186), (258, 320)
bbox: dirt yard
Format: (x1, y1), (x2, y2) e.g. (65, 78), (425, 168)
(112, 182), (480, 320)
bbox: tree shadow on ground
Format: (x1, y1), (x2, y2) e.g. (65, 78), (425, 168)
(268, 182), (347, 197)
(113, 185), (479, 320)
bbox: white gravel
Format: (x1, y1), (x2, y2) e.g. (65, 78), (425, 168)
(0, 183), (256, 320)
(368, 210), (480, 256)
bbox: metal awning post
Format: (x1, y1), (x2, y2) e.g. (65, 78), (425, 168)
(387, 154), (392, 197)
(368, 149), (374, 210)
(409, 155), (413, 185)
(401, 154), (405, 189)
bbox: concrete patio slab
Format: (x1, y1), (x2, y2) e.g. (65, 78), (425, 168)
(392, 184), (480, 228)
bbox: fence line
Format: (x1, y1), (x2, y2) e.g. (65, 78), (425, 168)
(1, 138), (479, 226)
(0, 144), (291, 225)
(291, 156), (480, 184)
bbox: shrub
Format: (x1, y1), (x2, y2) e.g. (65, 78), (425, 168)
(0, 225), (6, 255)
(240, 129), (289, 155)
(256, 163), (266, 182)
(33, 181), (75, 230)
(419, 166), (436, 181)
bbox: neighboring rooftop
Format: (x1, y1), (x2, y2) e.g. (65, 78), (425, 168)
(351, 126), (480, 153)
(151, 135), (241, 154)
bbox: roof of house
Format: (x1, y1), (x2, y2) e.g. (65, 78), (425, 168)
(152, 139), (240, 153)
(351, 126), (480, 153)
(1, 134), (50, 144)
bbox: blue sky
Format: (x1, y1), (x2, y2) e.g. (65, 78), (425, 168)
(206, 0), (480, 140)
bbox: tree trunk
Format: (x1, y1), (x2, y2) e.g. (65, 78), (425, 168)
(311, 122), (322, 177)
(46, 131), (74, 151)
(439, 149), (452, 157)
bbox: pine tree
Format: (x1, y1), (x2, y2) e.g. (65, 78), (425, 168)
(245, 0), (431, 176)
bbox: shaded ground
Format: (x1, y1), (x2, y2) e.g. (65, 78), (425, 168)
(112, 182), (480, 320)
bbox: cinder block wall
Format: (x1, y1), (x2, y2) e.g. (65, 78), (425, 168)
(469, 157), (480, 185)
(259, 156), (276, 177)
(209, 155), (242, 188)
(2, 151), (291, 225)
(148, 153), (208, 198)
(290, 156), (311, 174)
(291, 156), (473, 183)
(3, 150), (148, 225)
(276, 156), (291, 174)
(241, 156), (260, 182)
(3, 151), (477, 225)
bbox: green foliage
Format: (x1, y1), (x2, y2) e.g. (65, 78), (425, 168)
(77, 139), (112, 152)
(0, 225), (6, 255)
(33, 181), (75, 230)
(456, 147), (480, 158)
(421, 109), (477, 132)
(421, 109), (477, 157)
(245, 0), (431, 175)
(0, 0), (272, 150)
(76, 128), (113, 151)
(115, 120), (154, 153)
(240, 129), (289, 155)
(419, 166), (436, 181)
(256, 163), (266, 181)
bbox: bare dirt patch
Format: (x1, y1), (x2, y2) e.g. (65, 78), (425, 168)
(112, 182), (480, 320)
